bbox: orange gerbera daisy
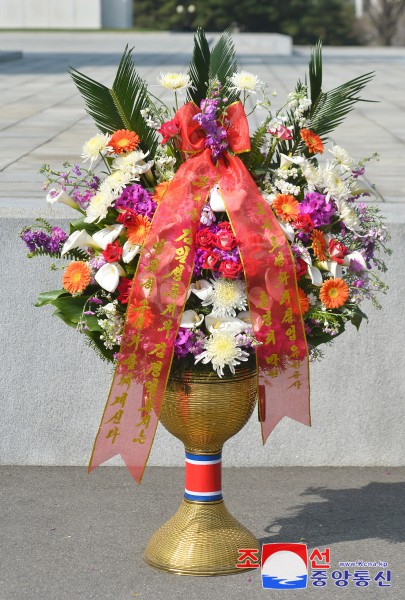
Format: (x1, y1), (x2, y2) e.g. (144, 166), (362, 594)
(311, 229), (328, 261)
(300, 128), (324, 154)
(320, 278), (349, 309)
(152, 181), (170, 203)
(297, 287), (310, 314)
(126, 215), (151, 245)
(62, 261), (91, 295)
(109, 129), (140, 154)
(127, 300), (153, 329)
(272, 194), (300, 222)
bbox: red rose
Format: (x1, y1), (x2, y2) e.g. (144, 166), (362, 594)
(214, 229), (236, 251)
(295, 256), (308, 279)
(295, 213), (314, 233)
(158, 118), (180, 144)
(195, 227), (215, 249)
(116, 277), (132, 304)
(102, 240), (123, 263)
(218, 260), (243, 279)
(202, 250), (220, 270)
(329, 239), (348, 264)
(217, 221), (232, 232)
(117, 208), (139, 226)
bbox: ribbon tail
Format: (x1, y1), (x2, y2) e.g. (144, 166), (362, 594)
(89, 149), (218, 483)
(218, 153), (311, 441)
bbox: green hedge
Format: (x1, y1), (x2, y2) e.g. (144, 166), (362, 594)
(133, 0), (357, 45)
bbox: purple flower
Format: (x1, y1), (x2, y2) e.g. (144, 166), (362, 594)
(200, 203), (216, 226)
(299, 192), (336, 227)
(174, 328), (194, 358)
(352, 166), (365, 179)
(191, 330), (206, 356)
(193, 98), (229, 162)
(115, 184), (157, 219)
(89, 297), (103, 304)
(21, 227), (67, 254)
(88, 255), (106, 270)
(193, 248), (207, 278)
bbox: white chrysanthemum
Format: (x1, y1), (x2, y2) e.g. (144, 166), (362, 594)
(99, 170), (134, 196)
(337, 200), (361, 231)
(329, 144), (355, 171)
(112, 150), (154, 176)
(194, 330), (249, 377)
(158, 72), (192, 91)
(201, 278), (247, 317)
(300, 160), (322, 190)
(229, 70), (263, 94)
(322, 163), (351, 201)
(84, 191), (114, 223)
(81, 133), (111, 164)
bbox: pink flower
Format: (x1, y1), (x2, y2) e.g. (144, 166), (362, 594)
(158, 118), (180, 144)
(268, 124), (293, 141)
(329, 239), (348, 264)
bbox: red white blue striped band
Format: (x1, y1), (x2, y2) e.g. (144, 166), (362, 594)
(184, 451), (222, 502)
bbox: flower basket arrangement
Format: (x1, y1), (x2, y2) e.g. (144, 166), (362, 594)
(21, 30), (390, 575)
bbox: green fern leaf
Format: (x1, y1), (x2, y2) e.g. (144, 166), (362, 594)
(69, 47), (158, 155)
(244, 118), (270, 170)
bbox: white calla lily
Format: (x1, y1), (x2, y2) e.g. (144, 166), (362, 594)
(205, 313), (250, 334)
(189, 279), (213, 302)
(350, 179), (377, 197)
(326, 261), (344, 278)
(277, 219), (295, 242)
(46, 188), (78, 210)
(279, 153), (305, 169)
(94, 262), (126, 293)
(122, 240), (140, 264)
(209, 185), (226, 212)
(344, 251), (367, 271)
(61, 229), (100, 255)
(308, 265), (324, 287)
(180, 310), (204, 329)
(92, 224), (124, 250)
(236, 311), (252, 324)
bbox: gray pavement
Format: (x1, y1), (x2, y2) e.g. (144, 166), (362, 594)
(1, 466), (404, 600)
(0, 32), (404, 210)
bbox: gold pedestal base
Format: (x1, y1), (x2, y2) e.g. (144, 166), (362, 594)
(144, 498), (259, 576)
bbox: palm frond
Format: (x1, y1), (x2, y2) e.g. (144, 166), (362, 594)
(187, 28), (211, 105)
(310, 72), (375, 140)
(209, 30), (239, 102)
(309, 40), (323, 106)
(69, 47), (158, 155)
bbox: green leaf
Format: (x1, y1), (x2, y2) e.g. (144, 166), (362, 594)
(209, 30), (238, 102)
(69, 47), (158, 156)
(310, 71), (375, 140)
(308, 40), (323, 107)
(69, 217), (100, 235)
(187, 28), (211, 105)
(52, 309), (78, 329)
(351, 306), (369, 330)
(35, 289), (67, 307)
(51, 295), (91, 323)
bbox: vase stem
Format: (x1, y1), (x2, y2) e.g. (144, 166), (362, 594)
(184, 450), (223, 503)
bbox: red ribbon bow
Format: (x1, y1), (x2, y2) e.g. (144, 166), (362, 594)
(89, 101), (310, 483)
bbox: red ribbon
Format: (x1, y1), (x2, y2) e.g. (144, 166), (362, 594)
(89, 102), (310, 483)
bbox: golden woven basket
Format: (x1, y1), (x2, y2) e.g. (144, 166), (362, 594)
(143, 366), (260, 576)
